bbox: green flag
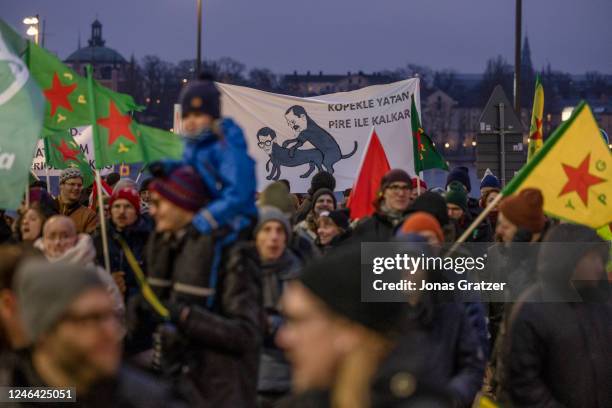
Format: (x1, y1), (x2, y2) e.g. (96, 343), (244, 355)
(0, 23), (45, 209)
(42, 127), (95, 187)
(0, 19), (141, 131)
(86, 66), (183, 168)
(410, 94), (448, 173)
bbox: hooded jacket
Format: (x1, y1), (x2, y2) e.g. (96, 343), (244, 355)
(160, 118), (257, 235)
(500, 225), (612, 408)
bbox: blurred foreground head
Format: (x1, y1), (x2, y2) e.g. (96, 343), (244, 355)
(15, 259), (122, 389)
(277, 244), (405, 395)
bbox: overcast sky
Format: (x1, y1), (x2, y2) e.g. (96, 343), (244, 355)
(4, 0), (612, 74)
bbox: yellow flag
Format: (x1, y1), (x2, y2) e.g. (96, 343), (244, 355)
(527, 74), (544, 161)
(503, 102), (612, 229)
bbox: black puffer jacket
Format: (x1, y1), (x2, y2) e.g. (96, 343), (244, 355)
(500, 225), (612, 408)
(142, 227), (263, 407)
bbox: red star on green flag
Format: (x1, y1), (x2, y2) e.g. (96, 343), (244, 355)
(96, 101), (137, 146)
(559, 153), (606, 206)
(42, 128), (95, 187)
(43, 72), (77, 117)
(53, 139), (80, 162)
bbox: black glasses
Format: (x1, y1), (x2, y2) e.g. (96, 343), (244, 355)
(62, 310), (121, 327)
(387, 184), (411, 192)
(258, 140), (272, 148)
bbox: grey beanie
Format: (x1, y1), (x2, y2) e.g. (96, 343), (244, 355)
(59, 167), (83, 184)
(14, 259), (104, 342)
(255, 205), (292, 242)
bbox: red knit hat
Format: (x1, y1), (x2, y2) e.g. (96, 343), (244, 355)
(109, 187), (140, 215)
(499, 188), (546, 233)
(399, 211), (444, 243)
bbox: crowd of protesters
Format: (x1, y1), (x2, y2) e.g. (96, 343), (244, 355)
(0, 76), (610, 408)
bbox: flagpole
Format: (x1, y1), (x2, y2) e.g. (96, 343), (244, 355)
(86, 64), (111, 274)
(94, 170), (111, 273)
(45, 166), (51, 193)
(446, 192), (504, 255)
(416, 171), (422, 196)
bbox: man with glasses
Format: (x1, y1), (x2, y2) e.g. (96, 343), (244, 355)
(351, 169), (415, 242)
(56, 168), (98, 234)
(1, 260), (183, 406)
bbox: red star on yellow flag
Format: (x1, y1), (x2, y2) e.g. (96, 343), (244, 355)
(530, 118), (543, 141)
(43, 73), (77, 117)
(96, 101), (136, 146)
(52, 139), (80, 162)
(559, 153), (606, 206)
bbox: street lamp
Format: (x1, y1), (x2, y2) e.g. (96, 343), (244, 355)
(196, 0), (202, 76)
(23, 15), (40, 45)
(561, 107), (574, 122)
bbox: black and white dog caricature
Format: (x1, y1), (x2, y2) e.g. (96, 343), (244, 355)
(256, 127), (324, 180)
(283, 105), (357, 174)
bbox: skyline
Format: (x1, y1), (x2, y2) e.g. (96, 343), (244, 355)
(4, 0), (612, 75)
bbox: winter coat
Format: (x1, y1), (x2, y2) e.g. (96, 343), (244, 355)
(0, 349), (187, 408)
(143, 227), (263, 407)
(499, 242), (612, 407)
(454, 210), (492, 244)
(315, 229), (352, 255)
(351, 208), (407, 243)
(383, 286), (485, 408)
(294, 219), (317, 243)
(93, 217), (152, 302)
(256, 247), (303, 394)
(161, 118), (257, 235)
(34, 234), (124, 317)
(55, 198), (98, 234)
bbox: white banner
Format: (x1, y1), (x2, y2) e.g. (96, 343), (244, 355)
(31, 126), (115, 177)
(218, 78), (420, 192)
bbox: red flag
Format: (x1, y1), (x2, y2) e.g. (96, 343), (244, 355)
(89, 177), (113, 211)
(347, 129), (391, 220)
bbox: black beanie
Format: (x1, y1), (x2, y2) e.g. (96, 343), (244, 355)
(299, 244), (405, 335)
(311, 188), (337, 209)
(406, 192), (450, 226)
(446, 166), (471, 192)
(179, 78), (221, 119)
(309, 171), (336, 195)
(319, 209), (350, 230)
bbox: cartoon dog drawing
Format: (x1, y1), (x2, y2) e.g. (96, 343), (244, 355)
(283, 105), (358, 174)
(257, 127), (324, 180)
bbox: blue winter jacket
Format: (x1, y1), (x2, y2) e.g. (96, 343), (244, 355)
(162, 118), (257, 235)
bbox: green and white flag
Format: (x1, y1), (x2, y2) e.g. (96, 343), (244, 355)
(0, 24), (45, 209)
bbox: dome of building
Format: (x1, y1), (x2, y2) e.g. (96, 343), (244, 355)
(65, 20), (126, 64)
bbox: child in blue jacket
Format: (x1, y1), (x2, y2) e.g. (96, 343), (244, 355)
(151, 76), (257, 238)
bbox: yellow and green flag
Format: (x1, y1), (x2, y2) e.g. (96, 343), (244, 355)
(527, 74), (544, 161)
(503, 101), (612, 229)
